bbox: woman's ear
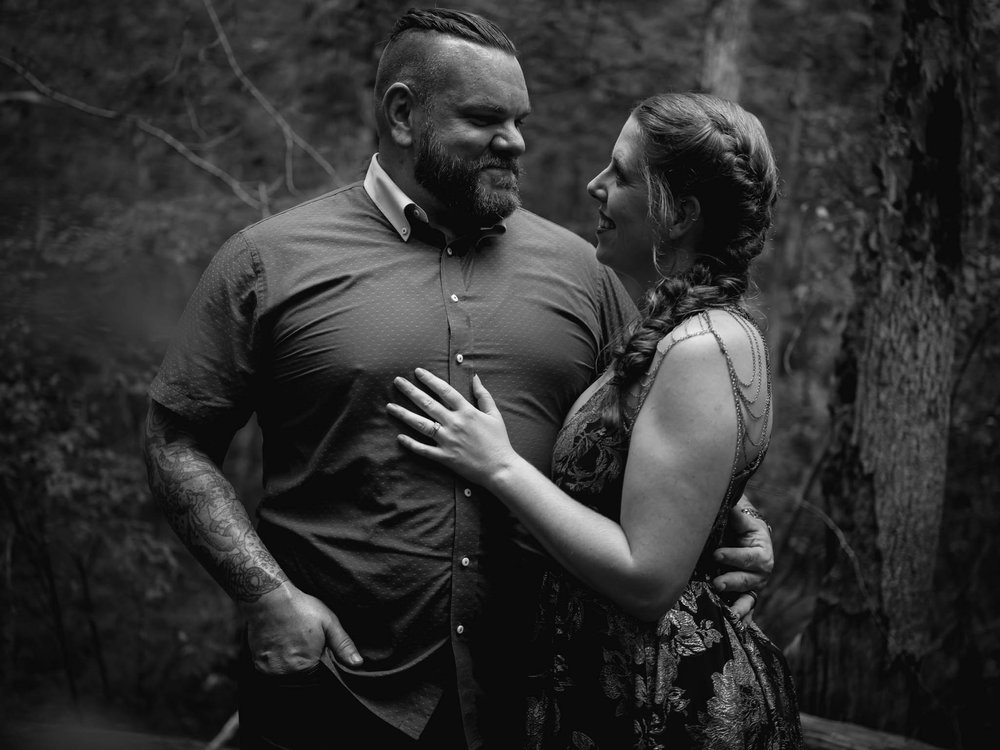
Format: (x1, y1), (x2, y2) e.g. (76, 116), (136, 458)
(382, 83), (418, 148)
(667, 196), (702, 240)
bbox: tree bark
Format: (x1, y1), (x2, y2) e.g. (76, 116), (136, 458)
(701, 0), (754, 101)
(793, 0), (979, 737)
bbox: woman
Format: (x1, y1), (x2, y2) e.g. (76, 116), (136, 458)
(387, 93), (802, 749)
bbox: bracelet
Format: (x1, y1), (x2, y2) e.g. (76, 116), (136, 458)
(741, 506), (772, 534)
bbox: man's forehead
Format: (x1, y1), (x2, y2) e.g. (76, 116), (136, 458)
(429, 42), (529, 110)
(428, 37), (524, 80)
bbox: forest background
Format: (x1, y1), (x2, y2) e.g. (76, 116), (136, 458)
(1, 0), (997, 748)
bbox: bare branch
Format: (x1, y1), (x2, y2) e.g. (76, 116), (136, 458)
(0, 91), (48, 105)
(951, 312), (999, 406)
(205, 710), (240, 750)
(799, 499), (879, 615)
(201, 0), (338, 191)
(0, 53), (263, 212)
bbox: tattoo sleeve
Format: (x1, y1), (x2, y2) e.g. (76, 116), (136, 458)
(142, 402), (287, 603)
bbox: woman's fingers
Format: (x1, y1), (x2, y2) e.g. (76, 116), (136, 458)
(386, 403), (442, 440)
(413, 367), (467, 410)
(392, 375), (450, 421)
(472, 374), (498, 415)
(392, 368), (472, 419)
(396, 432), (445, 459)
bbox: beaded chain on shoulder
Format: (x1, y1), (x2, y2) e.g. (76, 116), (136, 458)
(629, 305), (772, 486)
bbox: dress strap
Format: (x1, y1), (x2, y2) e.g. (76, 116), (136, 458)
(624, 314), (713, 434)
(624, 308), (772, 480)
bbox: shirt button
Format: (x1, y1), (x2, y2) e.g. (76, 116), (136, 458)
(463, 488), (472, 497)
(455, 353), (464, 364)
(456, 625), (465, 635)
(401, 227), (408, 236)
(446, 248), (454, 256)
(461, 556), (470, 567)
(450, 294), (459, 303)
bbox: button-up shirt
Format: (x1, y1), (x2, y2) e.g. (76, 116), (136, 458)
(150, 154), (635, 748)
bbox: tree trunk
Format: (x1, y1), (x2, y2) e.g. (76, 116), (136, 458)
(701, 0), (754, 101)
(793, 0), (979, 738)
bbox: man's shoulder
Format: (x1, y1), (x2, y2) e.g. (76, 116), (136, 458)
(240, 180), (373, 240)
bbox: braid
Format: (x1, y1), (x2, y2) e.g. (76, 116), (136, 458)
(600, 93), (778, 433)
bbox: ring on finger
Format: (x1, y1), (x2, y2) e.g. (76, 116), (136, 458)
(747, 590), (759, 605)
(430, 421), (442, 436)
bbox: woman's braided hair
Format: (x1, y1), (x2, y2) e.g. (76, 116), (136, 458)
(600, 92), (779, 433)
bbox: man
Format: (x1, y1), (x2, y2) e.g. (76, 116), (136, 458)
(143, 8), (774, 750)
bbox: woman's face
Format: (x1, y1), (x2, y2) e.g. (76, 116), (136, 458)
(586, 116), (660, 287)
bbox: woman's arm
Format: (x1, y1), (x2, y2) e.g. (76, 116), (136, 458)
(390, 330), (745, 621)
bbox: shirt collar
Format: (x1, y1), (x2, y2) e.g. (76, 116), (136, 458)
(363, 154), (429, 242)
(363, 154), (507, 245)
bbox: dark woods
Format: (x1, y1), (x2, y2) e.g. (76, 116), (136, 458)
(0, 1), (997, 748)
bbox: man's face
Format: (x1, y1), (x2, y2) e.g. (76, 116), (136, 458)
(414, 121), (522, 222)
(412, 41), (530, 225)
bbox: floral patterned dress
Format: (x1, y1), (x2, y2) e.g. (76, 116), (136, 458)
(524, 310), (802, 750)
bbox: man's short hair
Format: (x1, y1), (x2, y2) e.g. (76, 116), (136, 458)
(386, 7), (516, 54)
(374, 8), (517, 108)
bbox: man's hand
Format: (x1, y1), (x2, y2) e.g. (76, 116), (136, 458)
(142, 401), (363, 672)
(713, 498), (774, 622)
(242, 582), (363, 674)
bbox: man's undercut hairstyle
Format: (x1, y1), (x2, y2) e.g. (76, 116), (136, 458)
(374, 7), (517, 109)
(388, 8), (516, 53)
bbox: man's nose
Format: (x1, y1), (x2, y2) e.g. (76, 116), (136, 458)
(491, 123), (525, 157)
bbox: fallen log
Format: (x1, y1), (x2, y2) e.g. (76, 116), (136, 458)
(801, 712), (948, 750)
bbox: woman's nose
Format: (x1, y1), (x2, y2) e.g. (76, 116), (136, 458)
(587, 174), (606, 202)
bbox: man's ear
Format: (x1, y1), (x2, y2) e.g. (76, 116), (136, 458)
(667, 196), (702, 240)
(383, 83), (418, 148)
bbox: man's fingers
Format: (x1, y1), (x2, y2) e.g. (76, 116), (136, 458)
(324, 615), (363, 667)
(729, 593), (757, 623)
(713, 544), (772, 574)
(712, 570), (768, 594)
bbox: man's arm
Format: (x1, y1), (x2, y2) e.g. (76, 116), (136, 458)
(142, 400), (362, 671)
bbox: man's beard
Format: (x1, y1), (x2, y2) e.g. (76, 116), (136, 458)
(414, 126), (522, 224)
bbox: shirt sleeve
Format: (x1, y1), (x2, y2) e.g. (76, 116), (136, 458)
(595, 265), (638, 370)
(148, 231), (263, 428)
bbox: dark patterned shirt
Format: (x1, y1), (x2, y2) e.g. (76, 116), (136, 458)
(149, 156), (635, 748)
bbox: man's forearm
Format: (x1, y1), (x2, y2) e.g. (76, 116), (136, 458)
(143, 407), (286, 603)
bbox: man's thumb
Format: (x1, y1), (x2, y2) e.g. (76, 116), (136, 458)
(324, 615), (363, 667)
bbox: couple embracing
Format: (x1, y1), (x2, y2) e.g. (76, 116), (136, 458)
(145, 7), (802, 749)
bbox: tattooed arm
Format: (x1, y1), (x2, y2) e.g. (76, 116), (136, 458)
(142, 400), (363, 671)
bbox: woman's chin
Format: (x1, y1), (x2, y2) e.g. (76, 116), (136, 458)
(594, 239), (614, 265)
